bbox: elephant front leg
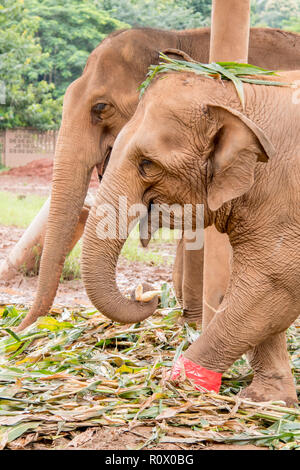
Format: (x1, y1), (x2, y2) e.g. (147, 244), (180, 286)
(178, 270), (298, 403)
(240, 332), (298, 406)
(173, 237), (204, 325)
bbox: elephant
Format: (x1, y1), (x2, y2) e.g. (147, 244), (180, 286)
(80, 69), (300, 405)
(18, 27), (300, 331)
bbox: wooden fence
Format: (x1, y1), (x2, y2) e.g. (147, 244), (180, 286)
(0, 128), (58, 168)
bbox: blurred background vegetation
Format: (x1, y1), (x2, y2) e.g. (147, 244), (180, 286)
(1, 0), (299, 131)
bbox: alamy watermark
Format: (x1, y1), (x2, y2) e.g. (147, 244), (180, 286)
(292, 80), (300, 105)
(95, 197), (204, 250)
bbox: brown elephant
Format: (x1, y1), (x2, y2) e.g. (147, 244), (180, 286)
(81, 69), (300, 405)
(18, 27), (300, 331)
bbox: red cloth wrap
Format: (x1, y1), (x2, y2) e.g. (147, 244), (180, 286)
(170, 355), (222, 392)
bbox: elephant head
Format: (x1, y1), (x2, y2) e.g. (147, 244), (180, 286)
(81, 73), (275, 323)
(17, 29), (186, 330)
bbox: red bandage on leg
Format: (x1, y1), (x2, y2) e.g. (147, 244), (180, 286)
(170, 355), (222, 393)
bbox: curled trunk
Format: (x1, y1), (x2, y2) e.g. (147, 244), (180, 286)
(81, 175), (158, 324)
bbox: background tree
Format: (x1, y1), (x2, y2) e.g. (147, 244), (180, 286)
(1, 0), (299, 131)
(25, 0), (127, 97)
(96, 0), (206, 30)
(283, 16), (300, 33)
(181, 0), (211, 19)
(0, 0), (61, 130)
(251, 0), (300, 29)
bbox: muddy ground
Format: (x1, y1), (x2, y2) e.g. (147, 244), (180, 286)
(0, 161), (265, 451)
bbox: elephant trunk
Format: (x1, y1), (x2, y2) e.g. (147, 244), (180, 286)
(81, 172), (158, 324)
(17, 129), (92, 330)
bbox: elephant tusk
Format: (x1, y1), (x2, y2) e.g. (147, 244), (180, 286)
(135, 284), (160, 302)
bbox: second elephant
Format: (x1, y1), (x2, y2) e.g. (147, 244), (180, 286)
(81, 70), (300, 405)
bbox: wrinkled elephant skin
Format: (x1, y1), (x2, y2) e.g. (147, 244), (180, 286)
(82, 71), (300, 405)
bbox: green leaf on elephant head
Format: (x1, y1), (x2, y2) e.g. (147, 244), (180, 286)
(139, 54), (293, 108)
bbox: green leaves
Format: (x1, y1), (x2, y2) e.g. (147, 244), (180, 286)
(97, 0), (208, 30)
(0, 303), (299, 450)
(159, 282), (177, 308)
(25, 0), (128, 97)
(1, 329), (21, 343)
(0, 0), (128, 130)
(139, 53), (292, 109)
(0, 422), (39, 449)
(0, 0), (61, 130)
(36, 316), (74, 331)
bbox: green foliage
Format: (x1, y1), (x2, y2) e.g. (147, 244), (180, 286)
(25, 0), (128, 97)
(140, 53), (290, 109)
(251, 0), (300, 29)
(177, 0), (211, 20)
(0, 306), (299, 449)
(0, 0), (127, 129)
(283, 16), (300, 33)
(99, 0), (300, 31)
(96, 0), (207, 30)
(1, 0), (299, 131)
(0, 0), (62, 130)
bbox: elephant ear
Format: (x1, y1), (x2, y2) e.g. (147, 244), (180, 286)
(160, 48), (196, 63)
(206, 105), (276, 211)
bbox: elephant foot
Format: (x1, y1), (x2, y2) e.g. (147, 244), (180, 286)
(239, 377), (298, 407)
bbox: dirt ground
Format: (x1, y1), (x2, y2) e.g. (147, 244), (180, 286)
(21, 426), (266, 451)
(0, 158), (99, 196)
(0, 221), (174, 308)
(0, 161), (267, 451)
(0, 160), (174, 308)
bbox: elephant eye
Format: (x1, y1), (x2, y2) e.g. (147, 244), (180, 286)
(139, 159), (161, 178)
(95, 103), (107, 112)
(139, 159), (152, 176)
(92, 103), (107, 122)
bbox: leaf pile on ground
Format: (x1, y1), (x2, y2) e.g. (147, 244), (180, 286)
(0, 285), (299, 450)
